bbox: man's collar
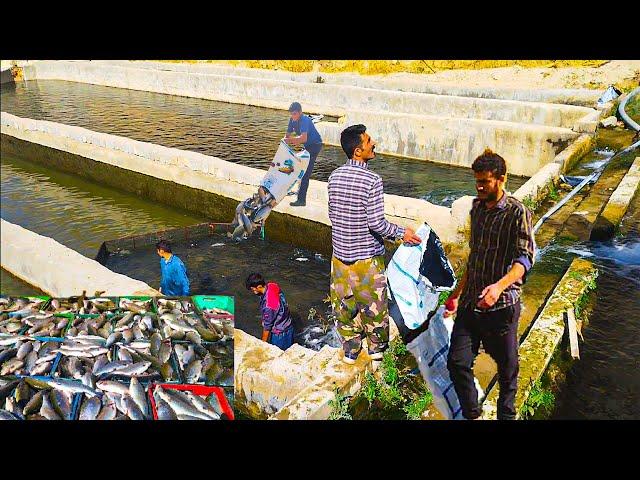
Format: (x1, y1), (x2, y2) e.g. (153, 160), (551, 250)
(476, 190), (508, 210)
(347, 158), (369, 169)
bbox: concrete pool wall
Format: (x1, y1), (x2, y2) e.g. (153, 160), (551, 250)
(0, 112), (464, 251)
(16, 60), (601, 177)
(94, 61), (602, 107)
(1, 218), (158, 297)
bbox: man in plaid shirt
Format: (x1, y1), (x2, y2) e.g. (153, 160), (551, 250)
(445, 148), (536, 420)
(328, 124), (421, 364)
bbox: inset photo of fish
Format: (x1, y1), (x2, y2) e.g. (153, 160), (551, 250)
(0, 294), (234, 420)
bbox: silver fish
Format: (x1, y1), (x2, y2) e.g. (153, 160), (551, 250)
(109, 361), (151, 377)
(1, 358), (24, 375)
(129, 377), (147, 419)
(155, 387), (212, 420)
(122, 395), (144, 420)
(105, 332), (122, 348)
(96, 380), (130, 396)
(153, 393), (177, 420)
(79, 396), (102, 420)
(92, 355), (108, 375)
(150, 333), (162, 357)
(24, 350), (38, 373)
(185, 391), (220, 419)
(183, 345), (196, 366)
(160, 314), (198, 334)
(158, 341), (172, 364)
(184, 360), (203, 384)
(207, 392), (225, 417)
(16, 342), (33, 360)
(118, 348), (133, 363)
(26, 377), (99, 398)
(96, 397), (117, 420)
(30, 361), (52, 376)
(50, 389), (72, 420)
(40, 394), (62, 420)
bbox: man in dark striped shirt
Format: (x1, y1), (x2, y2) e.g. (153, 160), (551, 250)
(328, 124), (421, 364)
(445, 148), (536, 420)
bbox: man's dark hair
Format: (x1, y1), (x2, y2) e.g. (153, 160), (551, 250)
(340, 124), (367, 159)
(155, 239), (172, 253)
(245, 272), (266, 290)
(471, 148), (507, 178)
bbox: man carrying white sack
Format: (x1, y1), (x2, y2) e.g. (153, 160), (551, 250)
(386, 222), (483, 420)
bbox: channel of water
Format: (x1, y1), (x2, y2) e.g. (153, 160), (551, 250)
(0, 80), (527, 206)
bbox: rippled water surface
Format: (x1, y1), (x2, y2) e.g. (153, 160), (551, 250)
(0, 153), (333, 347)
(1, 80), (528, 206)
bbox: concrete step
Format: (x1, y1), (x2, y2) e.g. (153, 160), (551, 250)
(591, 156), (640, 240)
(562, 152), (636, 241)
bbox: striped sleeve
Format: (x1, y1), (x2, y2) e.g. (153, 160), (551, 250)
(513, 205), (536, 273)
(366, 176), (404, 240)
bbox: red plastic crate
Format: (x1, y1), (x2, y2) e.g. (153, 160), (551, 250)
(148, 383), (234, 420)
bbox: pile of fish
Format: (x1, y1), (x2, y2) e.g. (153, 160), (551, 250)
(47, 296), (119, 316)
(174, 341), (234, 385)
(1, 295), (234, 420)
(0, 376), (96, 420)
(1, 299), (69, 337)
(56, 333), (178, 382)
(151, 385), (227, 420)
(158, 310), (229, 343)
(74, 378), (150, 420)
(119, 297), (154, 314)
(66, 313), (112, 338)
(0, 337), (62, 376)
(156, 297), (195, 315)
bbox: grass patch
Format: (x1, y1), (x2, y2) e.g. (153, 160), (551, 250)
(547, 183), (561, 202)
(328, 390), (353, 420)
(520, 380), (556, 419)
(404, 386), (434, 420)
(346, 338), (435, 420)
(522, 196), (540, 212)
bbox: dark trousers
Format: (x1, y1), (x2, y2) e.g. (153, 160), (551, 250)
(447, 302), (521, 420)
(297, 143), (322, 203)
(270, 326), (294, 350)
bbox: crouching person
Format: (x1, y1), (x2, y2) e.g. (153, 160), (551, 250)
(246, 273), (294, 350)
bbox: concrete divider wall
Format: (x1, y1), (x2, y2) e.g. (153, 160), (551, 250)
(1, 112), (464, 247)
(1, 219), (159, 297)
(25, 61), (595, 129)
(79, 61), (602, 107)
(318, 112), (579, 177)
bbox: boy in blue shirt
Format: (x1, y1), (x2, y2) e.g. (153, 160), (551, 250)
(284, 101), (323, 207)
(156, 239), (190, 296)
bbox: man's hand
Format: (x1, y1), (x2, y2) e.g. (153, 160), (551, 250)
(443, 296), (458, 318)
(402, 227), (422, 245)
(477, 283), (504, 309)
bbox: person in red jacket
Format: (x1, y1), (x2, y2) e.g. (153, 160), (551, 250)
(246, 273), (294, 350)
